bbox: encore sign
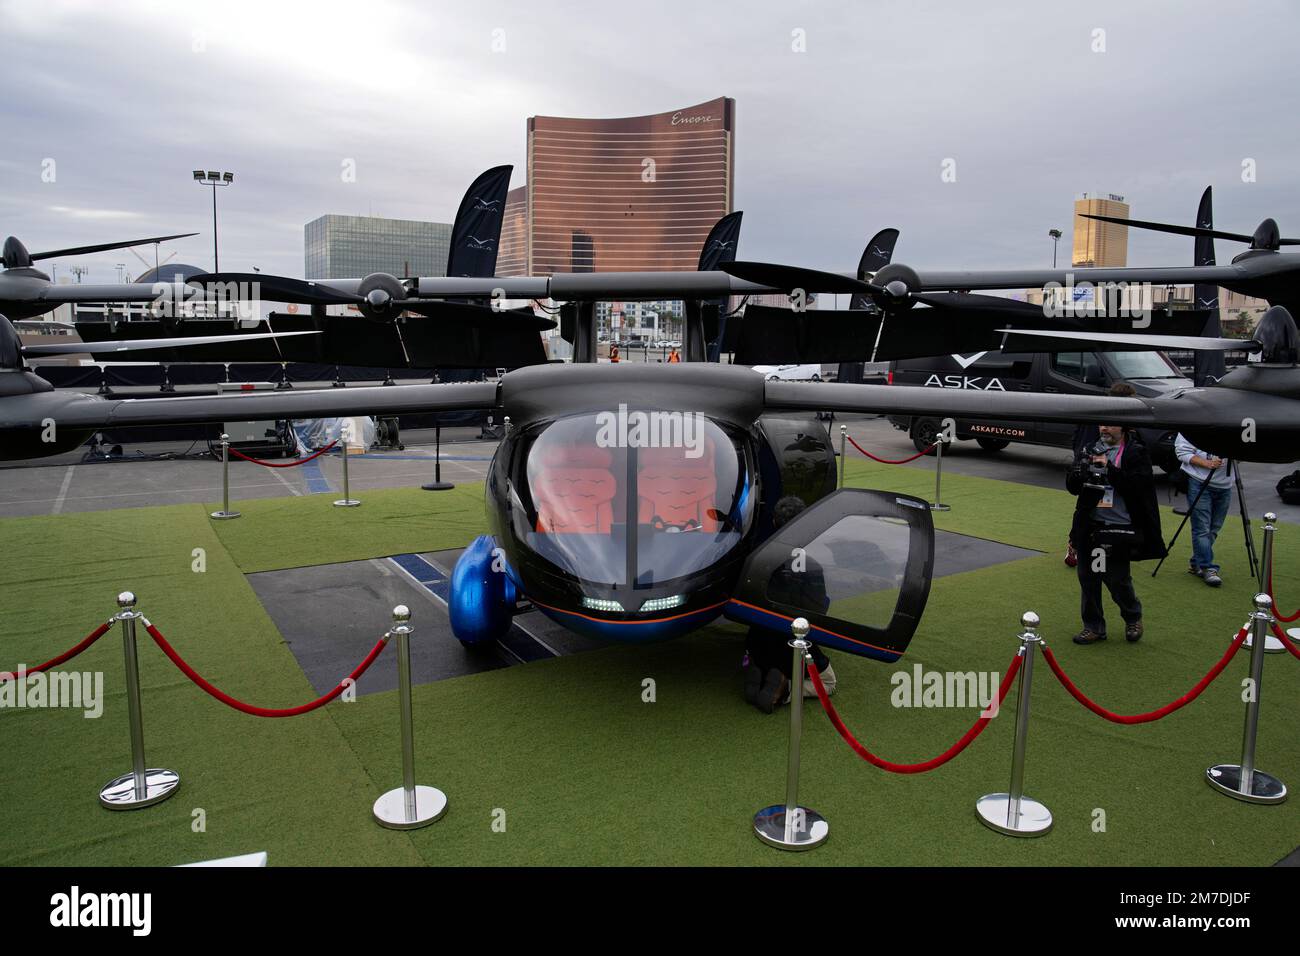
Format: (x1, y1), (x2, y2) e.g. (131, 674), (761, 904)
(670, 112), (718, 126)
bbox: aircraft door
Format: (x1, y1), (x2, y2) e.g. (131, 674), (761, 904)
(723, 488), (934, 662)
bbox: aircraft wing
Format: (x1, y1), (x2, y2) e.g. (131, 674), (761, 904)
(36, 381), (501, 431)
(762, 380), (1299, 463)
(766, 380), (1164, 425)
(36, 282), (184, 304)
(913, 265), (1243, 292)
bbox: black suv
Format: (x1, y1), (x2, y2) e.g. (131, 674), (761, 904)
(886, 348), (1189, 472)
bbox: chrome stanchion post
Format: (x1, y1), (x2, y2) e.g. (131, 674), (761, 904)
(1206, 593), (1287, 804)
(209, 433), (241, 520)
(333, 434), (360, 507)
(838, 424), (847, 488)
(753, 617), (829, 850)
(930, 430), (951, 512)
(1245, 513), (1284, 653)
(99, 592), (180, 809)
(374, 605), (447, 829)
(976, 611), (1052, 836)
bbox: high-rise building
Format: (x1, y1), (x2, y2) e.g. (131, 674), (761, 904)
(1072, 194), (1129, 268)
(524, 97), (735, 275)
(496, 186), (528, 277)
(304, 214), (452, 280)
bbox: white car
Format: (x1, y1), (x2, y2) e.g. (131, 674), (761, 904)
(751, 364), (823, 381)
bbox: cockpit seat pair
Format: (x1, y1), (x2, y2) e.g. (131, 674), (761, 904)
(532, 442), (718, 535)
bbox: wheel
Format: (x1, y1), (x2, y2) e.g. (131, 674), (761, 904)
(910, 418), (941, 455)
(768, 375), (780, 381)
(810, 373), (821, 382)
(976, 438), (1009, 452)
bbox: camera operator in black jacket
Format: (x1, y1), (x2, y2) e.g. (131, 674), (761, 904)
(1066, 423), (1165, 645)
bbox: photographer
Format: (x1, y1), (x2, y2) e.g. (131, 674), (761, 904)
(1066, 423), (1164, 645)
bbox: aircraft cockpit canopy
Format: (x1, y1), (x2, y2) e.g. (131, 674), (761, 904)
(510, 411), (756, 590)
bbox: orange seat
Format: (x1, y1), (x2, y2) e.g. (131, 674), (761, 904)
(533, 444), (617, 534)
(637, 443), (717, 532)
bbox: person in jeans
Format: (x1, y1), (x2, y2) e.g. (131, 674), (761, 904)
(1174, 434), (1233, 587)
(1066, 424), (1164, 645)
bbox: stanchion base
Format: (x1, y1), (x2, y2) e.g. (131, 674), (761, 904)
(333, 499), (361, 508)
(209, 510), (241, 520)
(753, 805), (829, 851)
(421, 482), (455, 491)
(1205, 765), (1287, 804)
(99, 769), (180, 810)
(975, 793), (1053, 836)
(373, 785), (447, 830)
(1240, 631), (1286, 654)
(929, 503), (951, 512)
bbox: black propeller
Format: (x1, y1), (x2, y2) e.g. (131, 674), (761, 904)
(1001, 305), (1299, 363)
(189, 270), (555, 330)
(722, 260), (1055, 315)
(187, 272), (364, 306)
(1, 233), (200, 268)
(1080, 213), (1300, 250)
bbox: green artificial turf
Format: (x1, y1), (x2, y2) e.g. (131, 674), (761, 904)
(2, 459), (1297, 866)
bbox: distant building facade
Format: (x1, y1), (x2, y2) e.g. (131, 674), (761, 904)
(305, 214), (451, 280)
(1072, 194), (1129, 268)
(523, 97), (736, 275)
(496, 186), (528, 277)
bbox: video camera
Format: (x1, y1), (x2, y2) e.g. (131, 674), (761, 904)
(1076, 439), (1111, 491)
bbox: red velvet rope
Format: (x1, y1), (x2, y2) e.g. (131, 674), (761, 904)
(1, 620), (115, 682)
(228, 439), (337, 468)
(144, 620), (387, 717)
(1270, 621), (1300, 660)
(1266, 557), (1300, 623)
(1039, 627), (1248, 724)
(845, 435), (937, 465)
(806, 653), (1022, 774)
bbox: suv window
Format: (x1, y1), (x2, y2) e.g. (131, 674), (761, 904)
(1052, 351), (1104, 384)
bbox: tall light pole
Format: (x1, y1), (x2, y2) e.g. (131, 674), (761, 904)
(193, 170), (234, 271)
(1048, 228), (1062, 268)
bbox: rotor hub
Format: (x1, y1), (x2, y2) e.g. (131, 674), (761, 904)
(356, 273), (406, 320)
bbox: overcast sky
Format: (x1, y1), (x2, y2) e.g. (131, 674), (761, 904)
(2, 0), (1298, 286)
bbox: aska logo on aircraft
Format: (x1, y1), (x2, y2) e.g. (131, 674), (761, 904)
(923, 352), (1005, 390)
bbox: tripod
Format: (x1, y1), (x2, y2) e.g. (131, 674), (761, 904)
(1153, 460), (1257, 579)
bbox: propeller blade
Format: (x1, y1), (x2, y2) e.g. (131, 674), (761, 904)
(28, 233), (200, 262)
(721, 261), (875, 295)
(1079, 213), (1300, 246)
(909, 291), (1046, 314)
(20, 330), (321, 356)
(998, 327), (1260, 352)
(186, 272), (364, 305)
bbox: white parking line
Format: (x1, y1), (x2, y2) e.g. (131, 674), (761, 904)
(50, 466), (75, 515)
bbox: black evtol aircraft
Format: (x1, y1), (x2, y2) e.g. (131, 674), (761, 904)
(4, 246), (1299, 662)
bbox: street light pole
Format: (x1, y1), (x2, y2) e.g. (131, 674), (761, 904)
(193, 170), (234, 272)
(1048, 228), (1062, 269)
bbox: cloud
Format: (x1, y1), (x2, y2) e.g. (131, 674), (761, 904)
(2, 0), (1298, 286)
